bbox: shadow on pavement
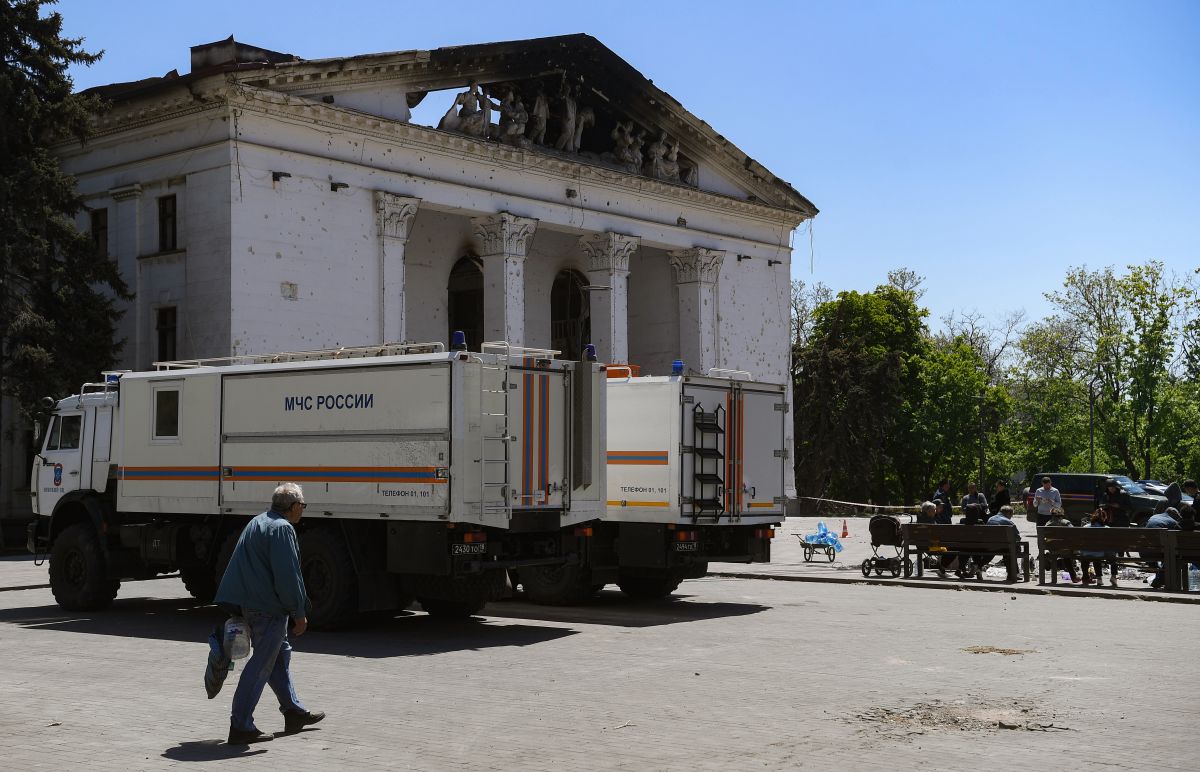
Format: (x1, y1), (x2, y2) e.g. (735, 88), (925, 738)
(480, 589), (770, 628)
(0, 595), (579, 658)
(161, 740), (268, 761)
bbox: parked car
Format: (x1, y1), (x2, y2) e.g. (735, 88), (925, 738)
(1136, 480), (1195, 507)
(1022, 473), (1167, 526)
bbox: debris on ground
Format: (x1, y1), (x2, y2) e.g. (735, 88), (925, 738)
(962, 645), (1035, 656)
(848, 698), (1068, 742)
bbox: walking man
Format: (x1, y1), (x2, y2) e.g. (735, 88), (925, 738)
(215, 482), (325, 744)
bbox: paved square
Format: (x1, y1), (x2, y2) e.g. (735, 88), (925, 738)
(1, 557), (1195, 770)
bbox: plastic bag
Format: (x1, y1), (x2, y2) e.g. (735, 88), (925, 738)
(223, 616), (251, 660)
(803, 520), (844, 553)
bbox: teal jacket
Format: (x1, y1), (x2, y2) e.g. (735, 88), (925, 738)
(215, 510), (309, 619)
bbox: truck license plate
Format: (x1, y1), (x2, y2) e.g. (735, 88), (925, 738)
(673, 542), (697, 552)
(451, 543), (487, 555)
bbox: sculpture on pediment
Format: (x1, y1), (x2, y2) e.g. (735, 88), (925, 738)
(527, 84), (549, 145)
(643, 130), (670, 180)
(438, 81), (491, 137)
(660, 137), (682, 183)
(553, 81), (578, 152)
(572, 105), (594, 153)
(493, 87), (531, 148)
(609, 120), (641, 173)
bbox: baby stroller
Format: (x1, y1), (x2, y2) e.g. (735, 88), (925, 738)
(861, 514), (914, 578)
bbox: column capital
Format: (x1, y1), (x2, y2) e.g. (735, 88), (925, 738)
(579, 232), (639, 274)
(375, 191), (421, 242)
(471, 212), (538, 257)
(109, 183), (143, 201)
(668, 248), (725, 284)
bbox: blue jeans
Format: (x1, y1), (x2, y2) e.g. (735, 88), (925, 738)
(230, 610), (305, 731)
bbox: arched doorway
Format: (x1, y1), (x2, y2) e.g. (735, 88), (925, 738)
(447, 256), (483, 350)
(550, 269), (590, 360)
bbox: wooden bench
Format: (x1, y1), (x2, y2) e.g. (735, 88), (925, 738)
(901, 524), (1030, 583)
(1035, 527), (1169, 586)
(1164, 531), (1200, 592)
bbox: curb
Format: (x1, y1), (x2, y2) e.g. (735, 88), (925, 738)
(708, 570), (1200, 604)
(0, 584), (51, 593)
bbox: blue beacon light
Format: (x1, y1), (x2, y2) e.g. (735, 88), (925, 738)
(450, 330), (467, 351)
(671, 359), (684, 376)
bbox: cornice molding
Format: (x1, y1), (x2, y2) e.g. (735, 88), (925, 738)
(228, 86), (807, 227)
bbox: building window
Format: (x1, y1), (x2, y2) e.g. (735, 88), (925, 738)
(551, 269), (591, 361)
(446, 256), (484, 351)
(156, 306), (177, 362)
(157, 194), (177, 252)
(90, 208), (108, 256)
(153, 387), (180, 439)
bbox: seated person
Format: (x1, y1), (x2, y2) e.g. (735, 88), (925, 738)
(915, 501), (956, 576)
(984, 505), (1022, 581)
(1143, 506), (1181, 589)
(960, 502), (988, 525)
(1045, 508), (1080, 583)
(1081, 508), (1118, 588)
(1098, 480), (1132, 527)
(915, 500), (938, 524)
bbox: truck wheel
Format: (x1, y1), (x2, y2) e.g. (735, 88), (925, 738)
(213, 530), (241, 589)
(519, 563), (597, 605)
(180, 565), (217, 604)
(49, 523), (120, 610)
(300, 528), (358, 630)
(418, 597), (485, 619)
(617, 573), (682, 601)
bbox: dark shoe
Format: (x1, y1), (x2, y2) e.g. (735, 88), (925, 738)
(283, 709), (326, 734)
(228, 726), (273, 745)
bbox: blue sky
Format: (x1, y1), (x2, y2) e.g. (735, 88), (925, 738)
(54, 0), (1199, 329)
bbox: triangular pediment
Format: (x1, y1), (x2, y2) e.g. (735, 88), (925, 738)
(229, 35), (816, 217)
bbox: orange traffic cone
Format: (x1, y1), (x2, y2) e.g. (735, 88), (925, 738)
(841, 519), (850, 539)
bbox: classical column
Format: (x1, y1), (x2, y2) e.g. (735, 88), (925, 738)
(668, 247), (725, 374)
(109, 184), (142, 368)
(374, 191), (421, 344)
(472, 212), (538, 346)
(579, 232), (638, 364)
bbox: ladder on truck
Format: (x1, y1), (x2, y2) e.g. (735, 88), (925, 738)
(478, 342), (515, 522)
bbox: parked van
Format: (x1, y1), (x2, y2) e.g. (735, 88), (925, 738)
(1022, 473), (1166, 526)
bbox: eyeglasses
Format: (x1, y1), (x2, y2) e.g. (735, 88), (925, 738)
(297, 502), (307, 509)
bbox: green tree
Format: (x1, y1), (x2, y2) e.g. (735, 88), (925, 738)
(792, 284), (927, 502)
(1040, 262), (1193, 478)
(1, 0), (127, 420)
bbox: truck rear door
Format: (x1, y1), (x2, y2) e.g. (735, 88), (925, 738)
(733, 383), (787, 518)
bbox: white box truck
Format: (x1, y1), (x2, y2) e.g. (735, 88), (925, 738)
(29, 342), (784, 622)
(29, 342), (606, 624)
(516, 367), (784, 603)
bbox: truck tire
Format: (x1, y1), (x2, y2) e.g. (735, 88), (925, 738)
(617, 572), (682, 601)
(300, 528), (358, 630)
(418, 597), (486, 619)
(49, 523), (120, 610)
(180, 565), (218, 604)
(519, 563), (597, 605)
(213, 530), (241, 589)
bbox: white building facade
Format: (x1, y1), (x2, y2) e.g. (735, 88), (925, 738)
(2, 34), (816, 533)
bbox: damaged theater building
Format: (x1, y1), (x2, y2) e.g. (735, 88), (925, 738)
(1, 34), (817, 527)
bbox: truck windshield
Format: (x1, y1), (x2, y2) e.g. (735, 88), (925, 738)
(1110, 476), (1146, 495)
